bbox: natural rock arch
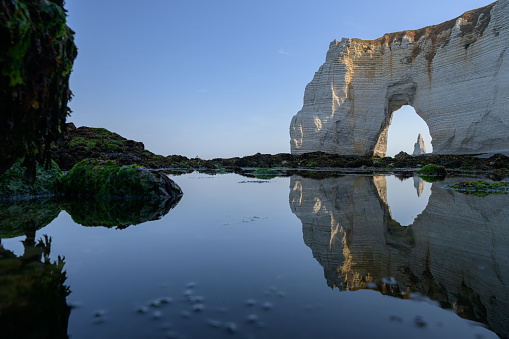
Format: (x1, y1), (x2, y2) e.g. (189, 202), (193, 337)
(290, 0), (509, 156)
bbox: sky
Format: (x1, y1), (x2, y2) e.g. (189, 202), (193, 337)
(65, 0), (494, 159)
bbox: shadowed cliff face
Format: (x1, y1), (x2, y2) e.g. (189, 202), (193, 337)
(289, 175), (509, 338)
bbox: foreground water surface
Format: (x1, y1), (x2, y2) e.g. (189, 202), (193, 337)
(0, 172), (507, 338)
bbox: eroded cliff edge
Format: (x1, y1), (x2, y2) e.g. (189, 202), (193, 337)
(290, 0), (509, 156)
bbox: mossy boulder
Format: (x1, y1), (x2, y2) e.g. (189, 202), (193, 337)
(61, 159), (183, 200)
(0, 0), (77, 178)
(416, 164), (447, 176)
(0, 160), (62, 200)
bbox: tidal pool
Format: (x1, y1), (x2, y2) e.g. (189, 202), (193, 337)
(0, 173), (507, 338)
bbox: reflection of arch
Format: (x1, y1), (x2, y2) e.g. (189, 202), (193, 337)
(289, 174), (509, 338)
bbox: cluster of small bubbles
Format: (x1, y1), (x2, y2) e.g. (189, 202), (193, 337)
(129, 282), (287, 337)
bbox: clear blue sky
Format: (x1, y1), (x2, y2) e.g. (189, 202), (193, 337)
(65, 0), (493, 158)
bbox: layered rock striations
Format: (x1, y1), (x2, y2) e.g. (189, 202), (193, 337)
(290, 0), (509, 156)
(289, 175), (509, 337)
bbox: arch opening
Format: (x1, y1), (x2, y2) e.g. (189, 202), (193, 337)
(385, 105), (433, 157)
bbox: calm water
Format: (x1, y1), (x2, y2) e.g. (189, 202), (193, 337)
(0, 172), (507, 339)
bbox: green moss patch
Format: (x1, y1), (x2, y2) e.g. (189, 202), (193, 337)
(416, 164), (447, 176)
(61, 159), (182, 200)
(0, 160), (62, 200)
(448, 181), (509, 197)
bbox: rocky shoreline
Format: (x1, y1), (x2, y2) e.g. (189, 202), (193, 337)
(51, 124), (509, 180)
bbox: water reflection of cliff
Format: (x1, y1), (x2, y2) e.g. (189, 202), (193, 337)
(290, 175), (509, 338)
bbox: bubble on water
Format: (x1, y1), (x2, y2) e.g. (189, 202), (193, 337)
(183, 289), (193, 296)
(93, 310), (106, 318)
(153, 311), (162, 320)
(159, 297), (173, 304)
(136, 306), (149, 314)
(193, 304), (204, 312)
(180, 311), (191, 319)
(262, 302), (273, 310)
(151, 299), (162, 308)
(225, 322), (238, 333)
(247, 314), (259, 323)
(187, 282), (197, 289)
(207, 319), (223, 328)
(246, 299), (256, 307)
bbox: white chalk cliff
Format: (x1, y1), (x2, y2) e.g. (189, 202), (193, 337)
(290, 0), (509, 156)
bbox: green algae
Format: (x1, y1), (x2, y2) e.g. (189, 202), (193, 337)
(448, 181), (509, 197)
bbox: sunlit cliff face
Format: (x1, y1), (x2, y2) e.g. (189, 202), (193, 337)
(290, 1), (509, 157)
(289, 174), (509, 337)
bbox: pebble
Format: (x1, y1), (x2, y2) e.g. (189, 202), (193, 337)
(247, 314), (259, 323)
(193, 304), (204, 312)
(225, 322), (237, 333)
(262, 302), (273, 310)
(136, 306), (149, 314)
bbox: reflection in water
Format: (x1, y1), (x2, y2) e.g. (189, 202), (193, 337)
(0, 230), (70, 338)
(62, 196), (181, 228)
(290, 175), (509, 338)
(0, 195), (181, 231)
(0, 195), (182, 337)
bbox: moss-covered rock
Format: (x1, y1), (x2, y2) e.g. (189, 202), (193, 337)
(61, 159), (182, 200)
(416, 164), (447, 176)
(0, 160), (62, 200)
(0, 0), (77, 179)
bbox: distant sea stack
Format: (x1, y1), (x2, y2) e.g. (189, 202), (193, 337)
(290, 0), (509, 156)
(413, 134), (427, 156)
